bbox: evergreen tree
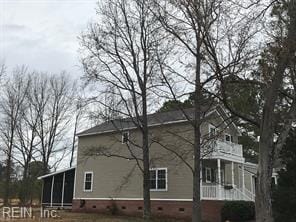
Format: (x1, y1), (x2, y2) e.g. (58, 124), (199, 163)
(273, 129), (296, 222)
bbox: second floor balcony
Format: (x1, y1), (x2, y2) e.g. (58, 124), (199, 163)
(202, 140), (244, 162)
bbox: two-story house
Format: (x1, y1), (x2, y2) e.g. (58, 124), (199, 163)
(39, 105), (266, 222)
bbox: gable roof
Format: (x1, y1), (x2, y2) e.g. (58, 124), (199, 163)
(77, 105), (240, 137)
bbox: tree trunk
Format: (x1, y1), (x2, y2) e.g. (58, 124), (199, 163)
(4, 129), (14, 206)
(192, 43), (202, 222)
(142, 92), (151, 220)
(254, 83), (275, 222)
(256, 150), (273, 222)
(42, 159), (48, 175)
(192, 125), (202, 222)
(20, 164), (29, 205)
(255, 91), (277, 222)
(3, 154), (12, 206)
(256, 108), (274, 222)
(255, 1), (296, 218)
(255, 58), (283, 222)
(70, 114), (79, 167)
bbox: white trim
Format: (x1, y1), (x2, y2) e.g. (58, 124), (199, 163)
(250, 174), (254, 194)
(231, 162), (235, 186)
(238, 165), (241, 188)
(50, 175), (55, 207)
(274, 176), (278, 185)
(73, 166), (77, 199)
(244, 162), (258, 168)
(242, 163), (245, 193)
(217, 159), (222, 200)
(61, 172), (65, 207)
(150, 168), (168, 192)
(73, 197), (193, 201)
(203, 154), (245, 163)
(38, 166), (76, 180)
(83, 171), (93, 192)
(272, 175), (278, 185)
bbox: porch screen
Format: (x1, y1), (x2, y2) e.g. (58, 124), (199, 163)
(42, 177), (52, 204)
(52, 173), (63, 204)
(64, 169), (75, 204)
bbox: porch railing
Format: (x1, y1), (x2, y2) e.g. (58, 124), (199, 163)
(202, 185), (218, 199)
(202, 185), (254, 201)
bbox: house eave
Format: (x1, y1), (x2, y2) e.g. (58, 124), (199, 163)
(37, 166), (76, 180)
(77, 108), (228, 137)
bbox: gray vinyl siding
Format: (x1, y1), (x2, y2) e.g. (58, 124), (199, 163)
(74, 110), (244, 200)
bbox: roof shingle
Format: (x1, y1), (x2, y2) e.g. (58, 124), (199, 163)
(77, 107), (216, 137)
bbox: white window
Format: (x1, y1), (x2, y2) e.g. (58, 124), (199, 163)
(150, 168), (167, 191)
(122, 131), (129, 144)
(205, 167), (212, 183)
(84, 172), (93, 192)
(209, 125), (216, 138)
(225, 134), (233, 143)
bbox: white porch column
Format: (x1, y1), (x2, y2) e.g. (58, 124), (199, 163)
(242, 163), (245, 195)
(50, 175), (55, 207)
(231, 162), (235, 186)
(273, 174), (278, 185)
(217, 158), (222, 200)
(61, 172), (66, 207)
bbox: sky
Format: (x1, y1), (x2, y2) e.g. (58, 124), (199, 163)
(0, 0), (98, 77)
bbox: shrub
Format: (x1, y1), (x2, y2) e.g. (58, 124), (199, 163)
(272, 130), (296, 222)
(221, 201), (255, 222)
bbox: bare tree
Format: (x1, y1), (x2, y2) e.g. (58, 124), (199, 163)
(27, 73), (75, 174)
(152, 1), (224, 221)
(70, 94), (85, 167)
(13, 74), (40, 204)
(198, 0), (296, 221)
(80, 0), (167, 218)
(0, 63), (5, 80)
(0, 67), (30, 205)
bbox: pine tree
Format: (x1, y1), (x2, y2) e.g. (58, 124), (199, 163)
(273, 129), (296, 222)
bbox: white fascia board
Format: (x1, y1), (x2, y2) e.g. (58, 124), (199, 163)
(38, 166), (76, 180)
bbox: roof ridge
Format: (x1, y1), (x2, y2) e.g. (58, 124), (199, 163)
(77, 106), (215, 137)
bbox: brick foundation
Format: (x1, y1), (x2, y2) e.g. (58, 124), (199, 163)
(72, 199), (224, 222)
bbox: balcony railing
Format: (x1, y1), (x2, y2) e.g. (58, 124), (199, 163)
(216, 140), (243, 156)
(202, 140), (243, 160)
